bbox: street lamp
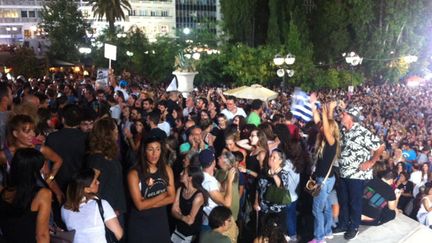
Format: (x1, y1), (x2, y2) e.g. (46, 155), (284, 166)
(273, 53), (296, 88)
(343, 51), (363, 66)
(116, 33), (126, 38)
(183, 27), (191, 35)
(342, 51), (362, 88)
(126, 51), (134, 57)
(78, 47), (92, 55)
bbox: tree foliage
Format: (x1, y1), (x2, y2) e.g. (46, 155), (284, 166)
(218, 0), (432, 88)
(6, 48), (45, 78)
(40, 0), (89, 62)
(88, 0), (132, 33)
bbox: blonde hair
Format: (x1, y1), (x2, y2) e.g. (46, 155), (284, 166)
(315, 119), (341, 161)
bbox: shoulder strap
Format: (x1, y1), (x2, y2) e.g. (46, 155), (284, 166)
(321, 142), (338, 185)
(95, 198), (105, 222)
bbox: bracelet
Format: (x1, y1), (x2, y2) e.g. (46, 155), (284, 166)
(245, 169), (250, 174)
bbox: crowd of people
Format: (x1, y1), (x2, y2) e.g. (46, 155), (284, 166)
(0, 72), (431, 243)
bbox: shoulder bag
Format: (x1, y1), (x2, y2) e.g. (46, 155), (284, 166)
(95, 198), (118, 243)
(305, 146), (337, 197)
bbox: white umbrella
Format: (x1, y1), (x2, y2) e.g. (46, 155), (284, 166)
(223, 84), (279, 101)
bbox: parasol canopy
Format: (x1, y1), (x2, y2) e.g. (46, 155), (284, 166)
(223, 84), (279, 101)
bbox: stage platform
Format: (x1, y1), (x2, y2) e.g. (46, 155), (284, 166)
(328, 214), (432, 243)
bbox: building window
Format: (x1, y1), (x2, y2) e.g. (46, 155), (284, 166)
(150, 11), (156, 16)
(160, 25), (168, 33)
(21, 11), (28, 18)
(29, 11), (36, 18)
(161, 11), (168, 17)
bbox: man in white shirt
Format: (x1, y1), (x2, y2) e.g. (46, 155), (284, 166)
(200, 149), (235, 230)
(220, 96), (246, 121)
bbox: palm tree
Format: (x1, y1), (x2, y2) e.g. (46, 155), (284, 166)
(89, 0), (132, 33)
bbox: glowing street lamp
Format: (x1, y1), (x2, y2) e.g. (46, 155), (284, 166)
(273, 53), (296, 88)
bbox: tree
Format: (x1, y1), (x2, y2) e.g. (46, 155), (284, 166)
(88, 0), (132, 33)
(6, 48), (45, 78)
(40, 0), (89, 62)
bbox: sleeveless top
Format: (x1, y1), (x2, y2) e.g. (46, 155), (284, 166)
(128, 168), (170, 243)
(315, 141), (337, 178)
(176, 187), (203, 236)
(0, 187), (41, 243)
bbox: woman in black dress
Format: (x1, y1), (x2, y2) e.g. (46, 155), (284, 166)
(127, 136), (175, 243)
(0, 148), (52, 243)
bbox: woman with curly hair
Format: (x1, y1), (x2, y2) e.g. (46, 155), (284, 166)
(0, 114), (63, 202)
(87, 117), (127, 222)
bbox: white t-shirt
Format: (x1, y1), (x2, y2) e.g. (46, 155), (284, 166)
(202, 172), (220, 225)
(61, 199), (116, 243)
(221, 107), (247, 121)
(114, 86), (129, 101)
(157, 121), (171, 136)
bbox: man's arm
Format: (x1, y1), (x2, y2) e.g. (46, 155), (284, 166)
(360, 144), (385, 171)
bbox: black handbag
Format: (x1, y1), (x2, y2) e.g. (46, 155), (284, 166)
(95, 198), (117, 243)
(50, 228), (75, 243)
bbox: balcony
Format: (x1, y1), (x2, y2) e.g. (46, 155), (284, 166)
(0, 17), (39, 23)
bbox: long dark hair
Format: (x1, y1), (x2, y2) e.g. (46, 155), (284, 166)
(135, 136), (169, 182)
(185, 166), (209, 206)
(274, 124), (310, 174)
(3, 148), (46, 211)
(64, 168), (96, 212)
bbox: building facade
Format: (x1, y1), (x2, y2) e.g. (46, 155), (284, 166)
(0, 0), (219, 44)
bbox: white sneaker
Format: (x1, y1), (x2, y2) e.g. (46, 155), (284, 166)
(325, 234), (334, 240)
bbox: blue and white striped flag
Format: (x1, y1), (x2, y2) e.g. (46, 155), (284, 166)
(291, 88), (313, 122)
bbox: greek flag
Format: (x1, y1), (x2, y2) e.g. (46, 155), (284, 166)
(291, 88), (313, 122)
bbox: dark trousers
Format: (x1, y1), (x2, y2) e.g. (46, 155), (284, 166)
(337, 178), (365, 231)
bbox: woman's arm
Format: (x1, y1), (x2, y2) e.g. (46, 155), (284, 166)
(171, 188), (183, 220)
(40, 145), (63, 180)
(105, 217), (124, 241)
(33, 188), (52, 243)
(321, 105), (335, 146)
(422, 197), (432, 212)
(152, 166), (176, 207)
(236, 139), (253, 151)
(180, 193), (205, 225)
(127, 170), (167, 211)
(310, 93), (321, 125)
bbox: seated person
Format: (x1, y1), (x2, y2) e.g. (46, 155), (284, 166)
(396, 171), (414, 212)
(361, 162), (402, 226)
(200, 206), (232, 243)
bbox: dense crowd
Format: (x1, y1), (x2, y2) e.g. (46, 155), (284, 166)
(0, 72), (431, 243)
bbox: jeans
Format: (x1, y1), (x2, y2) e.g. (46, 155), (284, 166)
(337, 178), (365, 231)
(285, 200), (297, 237)
(312, 176), (336, 240)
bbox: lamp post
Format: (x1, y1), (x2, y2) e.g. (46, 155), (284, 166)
(273, 53), (296, 89)
(79, 47), (92, 72)
(342, 51), (362, 94)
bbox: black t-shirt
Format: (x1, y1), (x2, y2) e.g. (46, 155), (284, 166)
(397, 181), (414, 195)
(362, 178), (396, 219)
(46, 128), (87, 192)
(146, 127), (167, 141)
(210, 127), (225, 158)
(315, 141), (336, 178)
(87, 154), (127, 213)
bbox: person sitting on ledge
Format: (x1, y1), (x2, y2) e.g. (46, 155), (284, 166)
(361, 161), (402, 226)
